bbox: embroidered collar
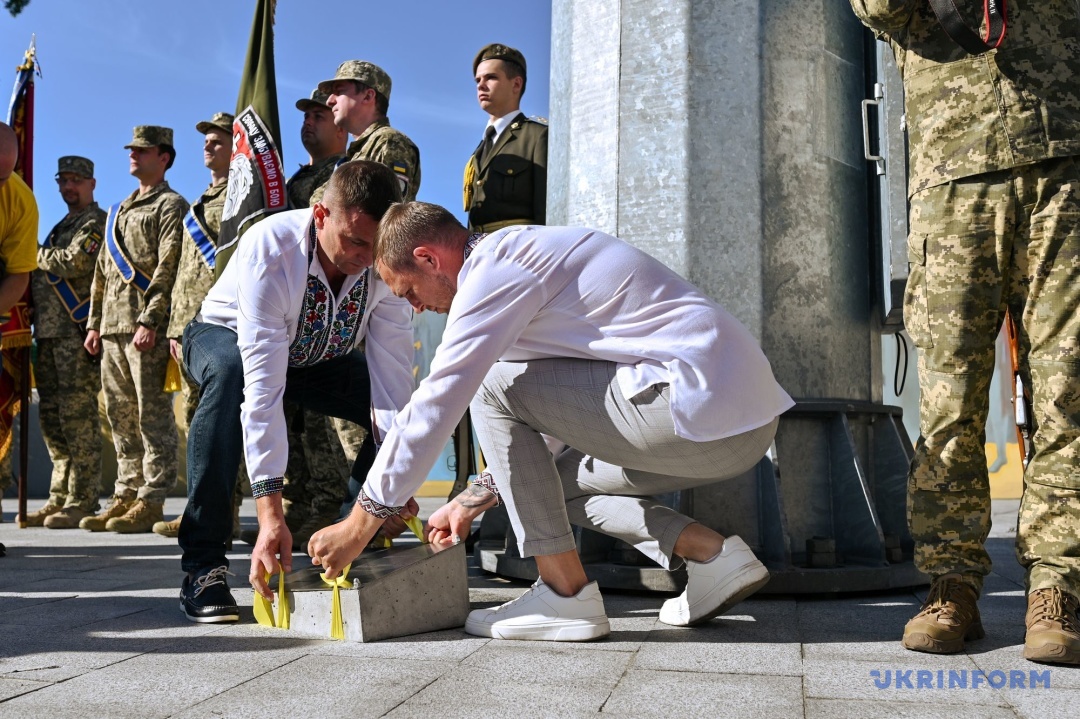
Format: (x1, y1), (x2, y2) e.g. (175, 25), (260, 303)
(464, 232), (487, 261)
(287, 220), (370, 367)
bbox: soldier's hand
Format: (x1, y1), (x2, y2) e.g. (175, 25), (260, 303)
(169, 338), (182, 363)
(133, 324), (156, 352)
(84, 330), (101, 356)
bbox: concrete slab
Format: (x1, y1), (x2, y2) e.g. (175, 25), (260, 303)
(0, 634), (318, 719)
(602, 670), (803, 719)
(387, 645), (632, 718)
(803, 657), (1013, 705)
(266, 542), (469, 642)
(0, 677), (51, 702)
(1004, 687), (1080, 719)
(168, 654), (447, 719)
(805, 698), (1020, 718)
(636, 598), (802, 676)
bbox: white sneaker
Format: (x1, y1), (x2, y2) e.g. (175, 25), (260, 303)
(659, 535), (770, 626)
(465, 579), (611, 641)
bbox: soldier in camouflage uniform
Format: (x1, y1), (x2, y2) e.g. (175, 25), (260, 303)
(310, 61), (423, 539)
(81, 125), (188, 534)
(850, 0), (1080, 664)
(464, 43), (547, 233)
(21, 156), (107, 529)
(152, 113), (240, 540)
(239, 90), (353, 547)
(311, 61), (421, 204)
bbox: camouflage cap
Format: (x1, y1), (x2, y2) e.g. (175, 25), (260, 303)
(296, 88), (332, 112)
(473, 43), (527, 77)
(195, 112), (235, 135)
(55, 155), (94, 179)
(317, 60), (392, 100)
(124, 125), (174, 149)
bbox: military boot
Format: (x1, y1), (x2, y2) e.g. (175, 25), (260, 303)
(44, 506), (93, 529)
(22, 502), (63, 527)
(106, 498), (164, 533)
(902, 573), (984, 654)
(80, 495), (135, 532)
(153, 515), (182, 538)
(1024, 587), (1080, 665)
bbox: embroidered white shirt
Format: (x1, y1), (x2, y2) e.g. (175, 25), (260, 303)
(363, 225), (794, 507)
(199, 208), (415, 485)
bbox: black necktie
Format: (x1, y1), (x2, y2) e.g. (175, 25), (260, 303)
(477, 125), (496, 166)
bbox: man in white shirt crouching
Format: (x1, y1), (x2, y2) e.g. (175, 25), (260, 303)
(308, 203), (795, 641)
(177, 161), (416, 623)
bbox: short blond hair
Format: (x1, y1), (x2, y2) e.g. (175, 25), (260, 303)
(374, 201), (466, 271)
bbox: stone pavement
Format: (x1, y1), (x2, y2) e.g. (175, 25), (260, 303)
(0, 496), (1076, 719)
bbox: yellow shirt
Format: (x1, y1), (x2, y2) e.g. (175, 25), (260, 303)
(0, 173), (39, 274)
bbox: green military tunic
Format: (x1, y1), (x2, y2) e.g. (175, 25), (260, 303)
(309, 120), (421, 205)
(463, 112), (547, 232)
(33, 203), (107, 511)
(167, 181), (225, 342)
(851, 0), (1080, 596)
(88, 181), (188, 505)
(287, 154), (343, 210)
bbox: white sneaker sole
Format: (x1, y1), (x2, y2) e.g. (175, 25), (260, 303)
(465, 616), (611, 642)
(662, 561), (771, 626)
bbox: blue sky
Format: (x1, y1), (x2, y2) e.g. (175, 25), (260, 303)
(2, 0), (552, 225)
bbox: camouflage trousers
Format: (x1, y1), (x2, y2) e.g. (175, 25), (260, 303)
(281, 402), (352, 516)
(100, 334), (178, 504)
(905, 156), (1080, 596)
(36, 337), (103, 511)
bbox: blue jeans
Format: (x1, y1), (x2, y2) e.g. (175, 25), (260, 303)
(178, 320), (375, 573)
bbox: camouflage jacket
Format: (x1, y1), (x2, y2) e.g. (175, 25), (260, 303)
(309, 119), (421, 205)
(167, 181), (226, 339)
(850, 0), (1080, 194)
(88, 181), (188, 335)
(464, 112), (547, 231)
(33, 202), (106, 340)
(287, 153), (343, 210)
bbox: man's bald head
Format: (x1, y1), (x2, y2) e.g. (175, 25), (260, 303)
(0, 123), (18, 190)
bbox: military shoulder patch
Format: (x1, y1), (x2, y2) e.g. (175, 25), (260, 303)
(81, 230), (103, 256)
(391, 161), (408, 175)
(527, 115), (548, 126)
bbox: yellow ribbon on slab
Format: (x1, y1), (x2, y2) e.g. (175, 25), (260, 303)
(320, 563), (352, 640)
(404, 516), (426, 544)
(253, 568), (290, 629)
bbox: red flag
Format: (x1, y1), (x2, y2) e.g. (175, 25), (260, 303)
(0, 38), (38, 466)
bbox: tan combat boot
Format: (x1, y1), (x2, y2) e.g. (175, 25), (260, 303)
(22, 502), (63, 527)
(44, 506), (93, 529)
(105, 498), (164, 533)
(1024, 587), (1080, 665)
(80, 495), (135, 532)
(902, 573), (984, 654)
(152, 515), (182, 538)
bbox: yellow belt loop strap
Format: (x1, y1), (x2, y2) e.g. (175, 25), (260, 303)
(320, 563), (353, 640)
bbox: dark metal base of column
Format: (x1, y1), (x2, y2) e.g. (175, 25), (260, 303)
(474, 400), (930, 595)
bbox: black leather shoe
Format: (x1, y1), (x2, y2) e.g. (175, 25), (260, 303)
(180, 566), (239, 623)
